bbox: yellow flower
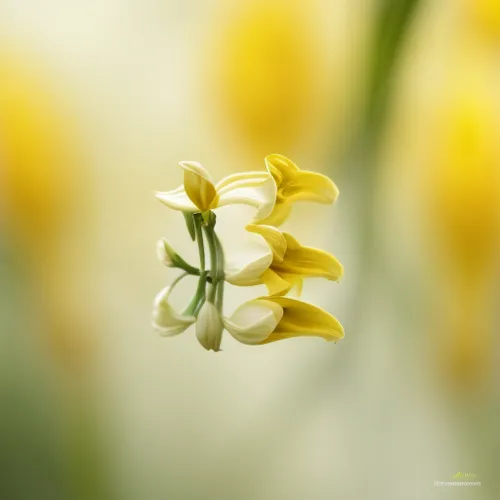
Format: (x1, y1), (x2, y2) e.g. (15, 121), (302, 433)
(156, 161), (276, 220)
(257, 154), (339, 226)
(224, 297), (344, 345)
(466, 0), (500, 39)
(211, 1), (319, 154)
(226, 224), (343, 296)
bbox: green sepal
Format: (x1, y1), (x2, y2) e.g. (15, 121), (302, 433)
(182, 211), (196, 241)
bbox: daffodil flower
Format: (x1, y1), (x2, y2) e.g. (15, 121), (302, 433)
(256, 154), (339, 226)
(152, 286), (196, 336)
(224, 297), (344, 345)
(156, 161), (277, 220)
(226, 225), (343, 296)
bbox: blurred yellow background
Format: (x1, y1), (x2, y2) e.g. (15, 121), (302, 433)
(1, 1), (499, 499)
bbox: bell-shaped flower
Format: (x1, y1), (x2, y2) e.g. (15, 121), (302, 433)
(196, 301), (224, 352)
(228, 225), (343, 296)
(152, 286), (196, 336)
(224, 297), (344, 345)
(256, 154), (339, 226)
(156, 161), (277, 221)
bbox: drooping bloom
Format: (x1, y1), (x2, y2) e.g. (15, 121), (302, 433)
(257, 154), (339, 226)
(224, 297), (344, 345)
(156, 161), (276, 221)
(226, 224), (343, 296)
(152, 286), (196, 336)
(195, 301), (224, 352)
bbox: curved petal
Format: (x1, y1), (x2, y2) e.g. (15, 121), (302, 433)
(215, 171), (270, 192)
(275, 233), (344, 282)
(152, 286), (196, 336)
(155, 186), (199, 212)
(225, 251), (273, 286)
(259, 297), (344, 344)
(179, 161), (218, 212)
(265, 154), (299, 185)
(255, 199), (292, 227)
(246, 224), (287, 263)
(283, 170), (339, 204)
(217, 173), (277, 220)
(260, 268), (292, 296)
(224, 299), (283, 345)
(196, 301), (223, 351)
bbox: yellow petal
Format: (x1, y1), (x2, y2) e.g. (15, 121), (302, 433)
(275, 233), (343, 282)
(180, 161), (218, 212)
(255, 199), (292, 226)
(283, 170), (339, 204)
(246, 224), (287, 263)
(265, 153), (299, 185)
(259, 297), (344, 344)
(260, 268), (292, 296)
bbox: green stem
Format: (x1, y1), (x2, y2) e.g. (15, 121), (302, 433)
(183, 214), (207, 315)
(204, 224), (219, 303)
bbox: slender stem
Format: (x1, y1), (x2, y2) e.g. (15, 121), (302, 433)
(194, 213), (205, 273)
(204, 224), (219, 303)
(183, 214), (207, 315)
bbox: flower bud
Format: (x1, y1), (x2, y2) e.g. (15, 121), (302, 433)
(156, 238), (177, 267)
(195, 301), (223, 352)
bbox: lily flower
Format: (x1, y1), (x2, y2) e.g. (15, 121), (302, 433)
(152, 286), (196, 336)
(224, 297), (344, 345)
(256, 154), (339, 226)
(156, 161), (277, 220)
(226, 225), (343, 296)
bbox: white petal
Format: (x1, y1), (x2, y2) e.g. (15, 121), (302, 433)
(196, 302), (223, 352)
(225, 251), (273, 286)
(155, 187), (198, 212)
(215, 172), (270, 193)
(224, 299), (283, 345)
(152, 286), (195, 336)
(217, 174), (277, 220)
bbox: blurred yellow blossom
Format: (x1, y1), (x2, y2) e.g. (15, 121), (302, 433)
(211, 0), (321, 154)
(426, 56), (500, 387)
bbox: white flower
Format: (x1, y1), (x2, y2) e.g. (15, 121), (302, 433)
(152, 286), (195, 336)
(195, 301), (224, 352)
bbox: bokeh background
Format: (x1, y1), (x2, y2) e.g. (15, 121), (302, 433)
(1, 1), (500, 499)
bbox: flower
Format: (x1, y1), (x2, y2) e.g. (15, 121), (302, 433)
(226, 225), (343, 296)
(156, 161), (277, 221)
(152, 153), (344, 351)
(224, 297), (344, 345)
(195, 301), (224, 352)
(256, 154), (339, 226)
(152, 286), (196, 336)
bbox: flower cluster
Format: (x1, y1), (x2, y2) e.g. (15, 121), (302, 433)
(152, 154), (344, 351)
